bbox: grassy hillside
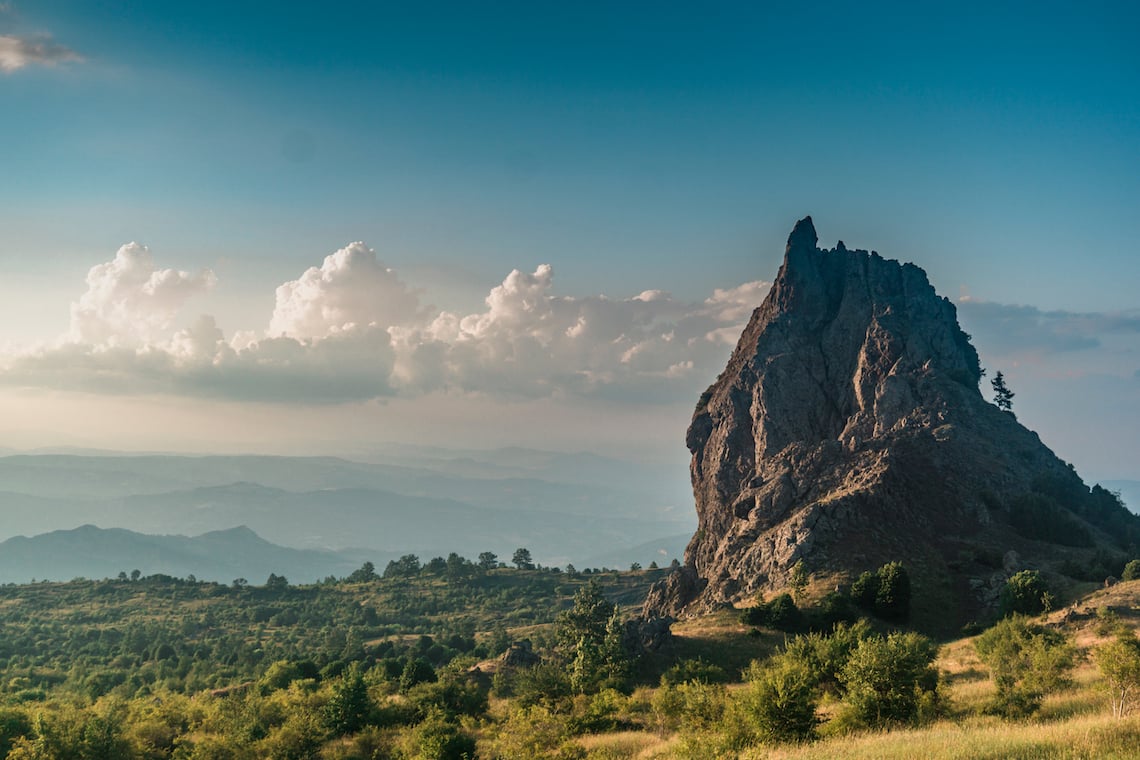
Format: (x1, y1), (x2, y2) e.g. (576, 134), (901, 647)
(1, 564), (1140, 758)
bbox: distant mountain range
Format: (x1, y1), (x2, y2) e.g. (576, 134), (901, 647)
(0, 448), (695, 569)
(0, 525), (379, 584)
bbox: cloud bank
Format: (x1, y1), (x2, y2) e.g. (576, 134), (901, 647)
(0, 242), (769, 403)
(0, 34), (81, 72)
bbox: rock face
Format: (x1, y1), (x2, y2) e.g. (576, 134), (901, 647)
(645, 217), (1137, 630)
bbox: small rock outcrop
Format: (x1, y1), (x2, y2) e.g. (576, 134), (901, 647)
(646, 217), (1138, 631)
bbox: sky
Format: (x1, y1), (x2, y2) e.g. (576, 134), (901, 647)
(0, 1), (1137, 481)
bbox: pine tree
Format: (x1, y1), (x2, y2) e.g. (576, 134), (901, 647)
(991, 370), (1015, 412)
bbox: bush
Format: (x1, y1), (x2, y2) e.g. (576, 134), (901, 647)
(659, 658), (727, 686)
(740, 656), (819, 743)
(740, 593), (803, 632)
(1095, 630), (1140, 718)
(1122, 559), (1140, 582)
(850, 562), (911, 622)
(999, 570), (1054, 616)
(974, 615), (1074, 717)
(780, 620), (873, 696)
(837, 632), (939, 728)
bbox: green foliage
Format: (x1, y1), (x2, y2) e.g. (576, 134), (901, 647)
(789, 559), (809, 601)
(1122, 559), (1140, 582)
(659, 658), (727, 686)
(1095, 630), (1140, 718)
(323, 663), (373, 736)
(781, 620), (874, 696)
(404, 709), (475, 760)
(850, 562), (911, 622)
(740, 593), (802, 632)
(0, 709), (32, 757)
(874, 562), (911, 622)
(999, 570), (1054, 616)
(991, 370), (1014, 411)
(974, 615), (1074, 717)
(512, 548), (535, 571)
(554, 579), (632, 693)
(837, 632), (940, 729)
(740, 656), (819, 743)
(344, 562), (378, 583)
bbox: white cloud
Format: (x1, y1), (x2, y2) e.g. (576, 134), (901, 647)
(0, 34), (81, 73)
(268, 242), (421, 339)
(1, 240), (772, 404)
(68, 243), (217, 347)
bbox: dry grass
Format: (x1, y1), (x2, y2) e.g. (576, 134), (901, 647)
(757, 713), (1140, 760)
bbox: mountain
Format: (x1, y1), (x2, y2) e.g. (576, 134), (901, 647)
(645, 217), (1140, 631)
(0, 525), (379, 584)
(0, 450), (694, 566)
(1100, 481), (1140, 515)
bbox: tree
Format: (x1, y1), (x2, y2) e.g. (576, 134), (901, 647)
(874, 562), (911, 622)
(975, 615), (1074, 717)
(324, 662), (373, 735)
(477, 551), (499, 570)
(629, 562), (642, 572)
(383, 554), (421, 578)
(265, 573), (289, 590)
(991, 370), (1015, 412)
(512, 548), (535, 570)
(789, 559), (809, 601)
(1095, 630), (1140, 718)
(850, 562), (911, 622)
(346, 561), (377, 583)
(130, 569), (141, 582)
(1000, 570), (1053, 616)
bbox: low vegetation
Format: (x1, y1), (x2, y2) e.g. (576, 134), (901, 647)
(0, 556), (1139, 757)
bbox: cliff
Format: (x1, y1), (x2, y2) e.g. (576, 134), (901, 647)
(645, 217), (1137, 631)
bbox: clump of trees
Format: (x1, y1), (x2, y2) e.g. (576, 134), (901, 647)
(851, 561), (911, 622)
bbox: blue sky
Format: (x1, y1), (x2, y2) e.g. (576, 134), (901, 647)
(0, 2), (1137, 480)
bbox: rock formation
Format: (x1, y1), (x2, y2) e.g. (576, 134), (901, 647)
(645, 217), (1137, 631)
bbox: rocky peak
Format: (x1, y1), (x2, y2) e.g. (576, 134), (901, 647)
(648, 218), (1137, 632)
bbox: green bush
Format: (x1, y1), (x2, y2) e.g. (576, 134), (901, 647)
(1122, 559), (1140, 582)
(999, 570), (1054, 616)
(740, 593), (803, 632)
(850, 562), (911, 622)
(740, 656), (819, 743)
(837, 632), (939, 729)
(974, 615), (1074, 717)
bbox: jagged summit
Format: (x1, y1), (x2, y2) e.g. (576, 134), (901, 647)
(786, 214), (818, 251)
(647, 218), (1138, 631)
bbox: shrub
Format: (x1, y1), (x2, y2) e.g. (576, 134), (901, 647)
(974, 615), (1074, 717)
(740, 656), (819, 743)
(740, 593), (803, 632)
(999, 570), (1054, 616)
(837, 632), (939, 728)
(1095, 630), (1140, 718)
(1122, 559), (1140, 582)
(850, 562), (911, 622)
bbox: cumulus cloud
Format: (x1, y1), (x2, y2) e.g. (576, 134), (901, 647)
(68, 243), (217, 346)
(0, 34), (81, 72)
(389, 265), (769, 399)
(1, 240), (771, 403)
(268, 242), (421, 339)
(958, 299), (1140, 356)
